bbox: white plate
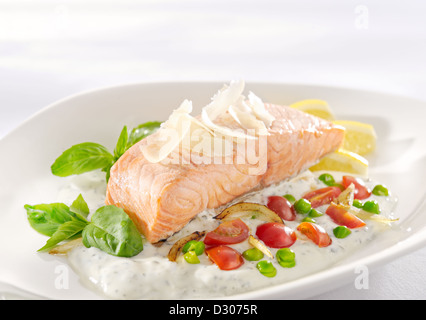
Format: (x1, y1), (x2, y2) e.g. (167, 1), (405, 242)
(1, 82), (425, 300)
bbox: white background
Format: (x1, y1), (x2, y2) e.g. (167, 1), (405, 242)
(1, 0), (426, 299)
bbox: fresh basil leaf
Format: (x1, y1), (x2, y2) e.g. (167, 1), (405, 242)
(50, 122), (160, 182)
(25, 203), (77, 237)
(70, 194), (90, 219)
(113, 126), (128, 160)
(82, 205), (143, 257)
(126, 121), (161, 149)
(51, 142), (114, 177)
(38, 220), (88, 252)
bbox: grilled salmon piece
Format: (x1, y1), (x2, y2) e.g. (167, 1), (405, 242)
(105, 104), (345, 243)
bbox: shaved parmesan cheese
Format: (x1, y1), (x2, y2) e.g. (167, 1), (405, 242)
(142, 100), (198, 163)
(203, 80), (245, 120)
(201, 80), (256, 141)
(228, 104), (268, 135)
(247, 92), (275, 127)
(142, 80), (276, 163)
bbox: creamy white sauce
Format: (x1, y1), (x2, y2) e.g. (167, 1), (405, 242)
(59, 170), (398, 300)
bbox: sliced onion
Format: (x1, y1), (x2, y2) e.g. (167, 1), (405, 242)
(167, 231), (206, 262)
(248, 235), (273, 259)
(214, 202), (283, 224)
(334, 184), (398, 224)
(333, 201), (399, 224)
(335, 183), (355, 206)
(347, 206), (399, 224)
(48, 238), (83, 255)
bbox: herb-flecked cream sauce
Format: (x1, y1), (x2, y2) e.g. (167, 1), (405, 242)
(58, 170), (397, 299)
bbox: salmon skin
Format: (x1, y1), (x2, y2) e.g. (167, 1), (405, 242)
(105, 104), (345, 243)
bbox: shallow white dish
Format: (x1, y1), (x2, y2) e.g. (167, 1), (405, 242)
(0, 82), (425, 300)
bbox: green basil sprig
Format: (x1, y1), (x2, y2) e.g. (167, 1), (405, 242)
(25, 195), (143, 257)
(83, 206), (143, 257)
(25, 201), (88, 239)
(51, 121), (161, 182)
(50, 143), (114, 178)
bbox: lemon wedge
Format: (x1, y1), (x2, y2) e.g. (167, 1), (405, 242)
(333, 120), (377, 155)
(309, 149), (369, 176)
(290, 99), (336, 121)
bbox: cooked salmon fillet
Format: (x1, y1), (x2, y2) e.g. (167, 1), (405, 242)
(105, 104), (345, 243)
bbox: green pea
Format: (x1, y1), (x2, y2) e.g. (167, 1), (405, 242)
(256, 260), (277, 277)
(302, 216), (316, 223)
(183, 251), (200, 264)
(182, 240), (205, 256)
(333, 226), (351, 239)
(243, 247), (264, 261)
(362, 200), (381, 214)
(308, 208), (323, 218)
(372, 185), (389, 196)
(283, 194), (296, 204)
(352, 199), (363, 209)
(276, 248), (296, 268)
(293, 198), (312, 214)
(319, 173), (335, 186)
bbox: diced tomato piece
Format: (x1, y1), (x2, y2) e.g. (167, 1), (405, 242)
(205, 245), (244, 270)
(204, 218), (249, 246)
(302, 186), (342, 208)
(267, 196), (296, 221)
(297, 222), (332, 247)
(256, 222), (297, 248)
(342, 175), (371, 200)
(325, 203), (366, 229)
